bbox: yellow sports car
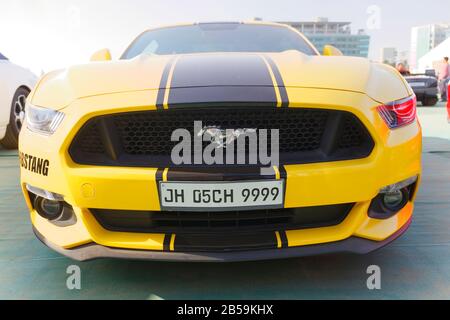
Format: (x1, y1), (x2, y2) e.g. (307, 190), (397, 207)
(20, 22), (421, 262)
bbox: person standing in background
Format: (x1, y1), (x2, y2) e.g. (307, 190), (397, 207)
(396, 63), (411, 76)
(438, 57), (450, 102)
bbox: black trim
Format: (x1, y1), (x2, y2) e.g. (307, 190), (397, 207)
(69, 108), (375, 168)
(166, 166), (277, 181)
(279, 231), (288, 248)
(155, 168), (166, 210)
(320, 113), (344, 155)
(90, 204), (354, 235)
(32, 217), (412, 262)
(279, 166), (287, 179)
(264, 55), (289, 107)
(279, 165), (288, 205)
(97, 118), (122, 160)
(173, 232), (278, 252)
(156, 57), (175, 110)
(155, 168), (165, 182)
(163, 234), (172, 251)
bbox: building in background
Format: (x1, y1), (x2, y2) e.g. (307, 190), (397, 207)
(410, 23), (450, 72)
(396, 50), (410, 66)
(379, 48), (410, 68)
(279, 17), (370, 57)
(418, 38), (450, 73)
(380, 47), (397, 65)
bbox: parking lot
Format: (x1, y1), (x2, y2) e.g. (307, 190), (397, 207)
(0, 103), (449, 300)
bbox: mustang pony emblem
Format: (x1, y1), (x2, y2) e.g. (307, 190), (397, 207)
(198, 126), (257, 149)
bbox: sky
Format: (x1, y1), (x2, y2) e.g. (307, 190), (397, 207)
(1, 0), (449, 75)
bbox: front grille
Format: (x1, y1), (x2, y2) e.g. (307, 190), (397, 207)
(116, 108), (327, 155)
(90, 203), (354, 234)
(69, 107), (374, 167)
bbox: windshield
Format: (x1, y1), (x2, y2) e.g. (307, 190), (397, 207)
(122, 23), (318, 59)
(0, 52), (8, 60)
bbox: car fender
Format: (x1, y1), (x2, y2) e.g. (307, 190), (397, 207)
(0, 62), (38, 138)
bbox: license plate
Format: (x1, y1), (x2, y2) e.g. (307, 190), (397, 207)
(159, 180), (285, 211)
(409, 82), (426, 87)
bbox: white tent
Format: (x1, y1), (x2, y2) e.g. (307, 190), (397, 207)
(417, 37), (450, 73)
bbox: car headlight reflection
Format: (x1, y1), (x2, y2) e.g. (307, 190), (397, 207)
(26, 103), (64, 135)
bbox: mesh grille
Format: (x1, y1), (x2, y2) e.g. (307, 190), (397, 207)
(69, 107), (374, 167)
(91, 203), (354, 234)
(338, 115), (366, 149)
(113, 108), (328, 155)
(72, 122), (105, 154)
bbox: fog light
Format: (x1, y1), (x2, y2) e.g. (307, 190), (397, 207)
(34, 197), (64, 221)
(382, 190), (407, 211)
(369, 176), (418, 220)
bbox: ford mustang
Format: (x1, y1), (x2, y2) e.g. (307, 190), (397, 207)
(20, 22), (422, 262)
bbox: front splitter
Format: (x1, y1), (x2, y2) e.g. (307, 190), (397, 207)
(33, 218), (412, 262)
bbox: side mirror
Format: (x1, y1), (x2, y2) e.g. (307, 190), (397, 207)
(90, 49), (112, 62)
(323, 45), (343, 56)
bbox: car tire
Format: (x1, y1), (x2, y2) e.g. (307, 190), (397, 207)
(422, 97), (438, 107)
(0, 87), (30, 149)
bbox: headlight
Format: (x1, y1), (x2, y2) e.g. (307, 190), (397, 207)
(26, 103), (64, 135)
(377, 95), (416, 129)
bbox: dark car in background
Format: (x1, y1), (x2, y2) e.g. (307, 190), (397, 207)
(404, 70), (439, 106)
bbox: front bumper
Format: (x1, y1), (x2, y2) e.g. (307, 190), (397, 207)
(33, 217), (412, 262)
(19, 88), (422, 261)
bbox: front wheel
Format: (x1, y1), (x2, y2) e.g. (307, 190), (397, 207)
(0, 87), (30, 149)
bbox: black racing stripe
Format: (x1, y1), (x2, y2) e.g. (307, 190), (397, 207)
(279, 165), (287, 179)
(264, 55), (289, 108)
(156, 57), (175, 110)
(167, 167), (277, 182)
(171, 54), (276, 87)
(167, 87), (278, 109)
(168, 54), (278, 108)
(155, 168), (165, 182)
(279, 165), (287, 206)
(174, 232), (278, 252)
(163, 234), (172, 251)
(279, 231), (289, 248)
(155, 168), (165, 208)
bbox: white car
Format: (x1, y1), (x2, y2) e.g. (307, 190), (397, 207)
(0, 52), (37, 149)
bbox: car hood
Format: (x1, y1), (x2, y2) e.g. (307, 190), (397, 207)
(31, 51), (411, 110)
